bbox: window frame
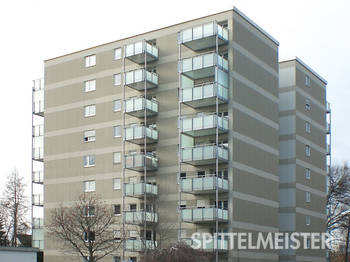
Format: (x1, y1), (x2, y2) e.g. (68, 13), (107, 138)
(113, 125), (121, 138)
(114, 74), (121, 86)
(305, 122), (311, 133)
(84, 104), (96, 117)
(113, 178), (121, 190)
(114, 204), (121, 216)
(305, 99), (311, 111)
(113, 152), (121, 164)
(306, 191), (311, 203)
(114, 48), (122, 60)
(84, 180), (96, 192)
(305, 75), (311, 87)
(305, 168), (311, 179)
(306, 215), (311, 226)
(305, 145), (311, 157)
(113, 100), (121, 112)
(84, 155), (96, 167)
(84, 79), (96, 92)
(84, 130), (96, 143)
(85, 55), (96, 67)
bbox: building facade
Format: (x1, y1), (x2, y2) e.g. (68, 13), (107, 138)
(31, 7), (329, 262)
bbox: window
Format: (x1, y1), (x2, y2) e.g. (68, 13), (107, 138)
(83, 206), (95, 217)
(84, 105), (96, 117)
(84, 79), (96, 92)
(85, 55), (96, 67)
(306, 215), (311, 226)
(84, 130), (96, 142)
(84, 155), (96, 167)
(129, 176), (137, 183)
(305, 122), (311, 133)
(114, 204), (121, 215)
(306, 145), (311, 157)
(305, 75), (310, 87)
(114, 74), (121, 86)
(129, 204), (137, 211)
(129, 257), (137, 262)
(129, 231), (138, 239)
(113, 178), (121, 190)
(84, 181), (95, 192)
(197, 200), (205, 208)
(179, 200), (186, 209)
(306, 192), (311, 203)
(83, 231), (95, 242)
(113, 100), (121, 112)
(114, 48), (122, 60)
(113, 152), (121, 164)
(113, 256), (121, 262)
(305, 168), (311, 179)
(306, 239), (311, 249)
(114, 126), (121, 138)
(180, 172), (186, 179)
(114, 231), (121, 241)
(305, 99), (311, 111)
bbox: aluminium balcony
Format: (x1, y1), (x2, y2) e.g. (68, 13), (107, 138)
(32, 171), (44, 184)
(125, 69), (158, 91)
(326, 123), (331, 134)
(124, 97), (158, 118)
(33, 125), (44, 137)
(125, 239), (157, 252)
(124, 153), (158, 171)
(124, 210), (158, 225)
(124, 125), (158, 145)
(180, 175), (228, 194)
(327, 144), (331, 155)
(33, 81), (44, 116)
(183, 238), (228, 252)
(32, 194), (44, 206)
(125, 40), (158, 64)
(124, 182), (158, 198)
(180, 114), (228, 137)
(181, 206), (228, 223)
(33, 147), (44, 162)
(181, 144), (228, 166)
(178, 21), (229, 51)
(326, 102), (331, 113)
(33, 100), (44, 116)
(178, 52), (228, 80)
(180, 83), (228, 108)
(32, 218), (44, 229)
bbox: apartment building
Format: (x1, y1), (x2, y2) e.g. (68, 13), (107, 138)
(31, 7), (329, 262)
(279, 58), (330, 262)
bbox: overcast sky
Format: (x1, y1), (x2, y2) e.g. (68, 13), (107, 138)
(0, 0), (349, 194)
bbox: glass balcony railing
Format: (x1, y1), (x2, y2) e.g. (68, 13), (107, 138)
(326, 102), (331, 113)
(33, 147), (44, 161)
(327, 165), (331, 175)
(33, 125), (44, 137)
(32, 171), (44, 184)
(33, 218), (44, 229)
(183, 238), (228, 252)
(124, 183), (158, 198)
(181, 144), (228, 165)
(124, 210), (158, 225)
(125, 69), (158, 91)
(124, 153), (158, 171)
(33, 78), (44, 91)
(180, 83), (228, 108)
(124, 125), (158, 144)
(180, 114), (228, 137)
(327, 144), (331, 155)
(181, 207), (228, 223)
(326, 123), (331, 134)
(178, 21), (229, 51)
(124, 97), (158, 118)
(33, 100), (44, 116)
(125, 239), (157, 252)
(180, 175), (228, 194)
(32, 194), (44, 206)
(125, 40), (158, 64)
(179, 52), (228, 80)
(32, 239), (44, 250)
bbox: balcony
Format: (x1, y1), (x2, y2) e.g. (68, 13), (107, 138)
(33, 147), (44, 162)
(33, 78), (44, 91)
(327, 165), (331, 175)
(125, 239), (157, 252)
(32, 239), (44, 250)
(33, 100), (44, 116)
(33, 82), (44, 116)
(178, 21), (229, 51)
(125, 40), (158, 64)
(326, 102), (331, 113)
(32, 218), (44, 229)
(327, 144), (331, 155)
(124, 210), (158, 225)
(32, 194), (44, 206)
(180, 83), (228, 108)
(178, 52), (228, 80)
(181, 206), (228, 223)
(125, 69), (158, 91)
(124, 97), (158, 118)
(124, 182), (158, 198)
(183, 238), (228, 252)
(33, 125), (44, 137)
(124, 125), (158, 145)
(180, 175), (228, 194)
(180, 114), (228, 137)
(124, 153), (158, 171)
(181, 144), (228, 166)
(32, 171), (44, 184)
(326, 123), (331, 134)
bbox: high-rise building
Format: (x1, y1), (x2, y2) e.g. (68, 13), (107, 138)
(31, 7), (329, 262)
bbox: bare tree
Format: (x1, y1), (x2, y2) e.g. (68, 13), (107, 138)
(47, 193), (125, 262)
(140, 242), (213, 262)
(0, 168), (29, 247)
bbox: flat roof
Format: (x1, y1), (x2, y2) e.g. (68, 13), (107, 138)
(280, 57), (327, 85)
(45, 6), (279, 62)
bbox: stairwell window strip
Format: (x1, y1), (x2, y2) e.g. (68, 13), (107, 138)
(306, 145), (311, 157)
(85, 54), (96, 67)
(306, 192), (311, 203)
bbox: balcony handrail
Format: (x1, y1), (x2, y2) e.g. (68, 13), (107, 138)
(179, 52), (229, 72)
(178, 21), (229, 44)
(124, 97), (159, 113)
(125, 152), (158, 159)
(124, 125), (158, 140)
(125, 40), (158, 59)
(32, 79), (44, 91)
(180, 205), (228, 210)
(180, 82), (229, 103)
(181, 143), (228, 149)
(180, 114), (229, 131)
(179, 173), (226, 179)
(32, 171), (44, 182)
(33, 125), (44, 136)
(124, 68), (159, 85)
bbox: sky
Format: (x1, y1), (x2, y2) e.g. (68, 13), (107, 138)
(0, 0), (349, 195)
